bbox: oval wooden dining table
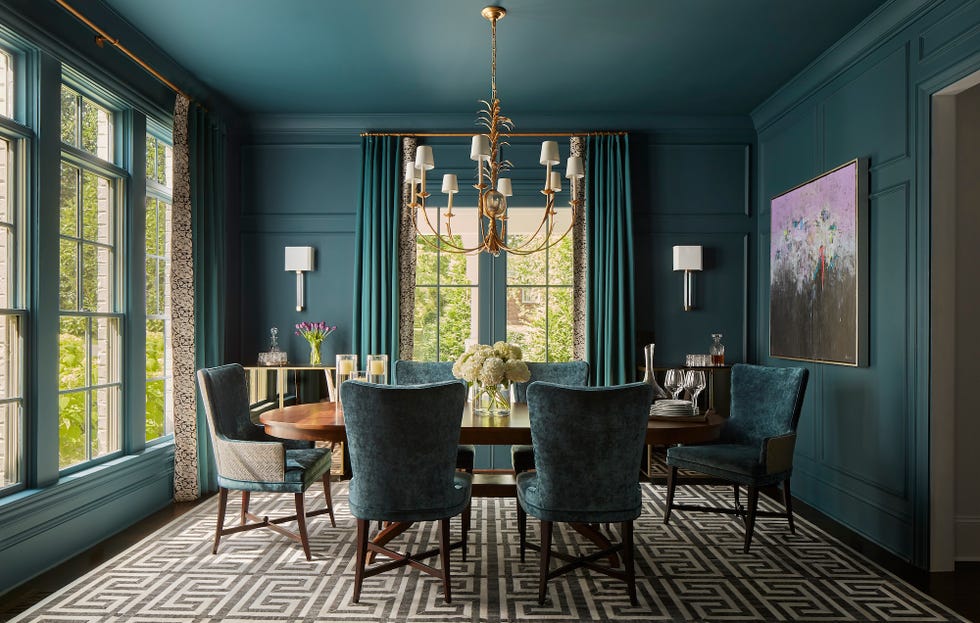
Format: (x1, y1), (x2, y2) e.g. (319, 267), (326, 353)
(259, 401), (725, 447)
(260, 400), (724, 566)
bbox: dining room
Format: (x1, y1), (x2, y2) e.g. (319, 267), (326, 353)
(1, 0), (979, 621)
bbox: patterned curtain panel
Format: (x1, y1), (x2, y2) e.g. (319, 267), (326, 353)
(353, 136), (402, 363)
(570, 136), (587, 361)
(171, 95), (198, 502)
(172, 96), (229, 501)
(398, 137), (418, 360)
(586, 134), (636, 386)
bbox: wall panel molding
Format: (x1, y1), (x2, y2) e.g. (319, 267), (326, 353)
(918, 0), (980, 62)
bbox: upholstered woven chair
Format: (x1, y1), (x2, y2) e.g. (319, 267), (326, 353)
(517, 381), (653, 605)
(341, 379), (472, 604)
(510, 361), (590, 475)
(664, 363), (809, 553)
(196, 364), (336, 561)
(393, 360), (475, 473)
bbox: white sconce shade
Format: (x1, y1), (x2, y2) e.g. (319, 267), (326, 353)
(497, 177), (513, 196)
(539, 140), (560, 166)
(415, 145), (435, 171)
(672, 245), (703, 271)
(672, 245), (703, 311)
(285, 246), (316, 312)
(565, 156), (584, 179)
(470, 135), (491, 162)
(404, 162), (418, 183)
(441, 174), (458, 194)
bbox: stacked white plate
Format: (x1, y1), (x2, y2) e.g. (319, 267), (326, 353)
(650, 399), (696, 418)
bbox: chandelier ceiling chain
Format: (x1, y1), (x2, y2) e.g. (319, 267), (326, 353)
(404, 5), (584, 257)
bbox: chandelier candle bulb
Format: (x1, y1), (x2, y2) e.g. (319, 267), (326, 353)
(497, 177), (513, 196)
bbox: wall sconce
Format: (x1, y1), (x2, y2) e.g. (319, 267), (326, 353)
(284, 246), (315, 312)
(672, 245), (703, 311)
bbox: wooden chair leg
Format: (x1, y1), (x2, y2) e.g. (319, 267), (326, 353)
(439, 517), (453, 603)
(294, 492), (312, 561)
(212, 487), (229, 554)
(322, 475), (336, 527)
(783, 478), (795, 534)
(240, 491), (250, 526)
(622, 520), (637, 606)
(517, 502), (527, 562)
(538, 520), (552, 605)
(664, 466), (678, 524)
(733, 484), (741, 515)
(353, 519), (368, 603)
(743, 486), (759, 554)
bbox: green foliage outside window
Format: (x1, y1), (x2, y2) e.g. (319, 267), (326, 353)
(413, 235), (475, 361)
(506, 235), (573, 362)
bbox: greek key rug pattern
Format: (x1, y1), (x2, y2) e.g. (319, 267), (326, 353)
(10, 484), (967, 623)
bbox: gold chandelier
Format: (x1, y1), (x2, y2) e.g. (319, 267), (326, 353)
(404, 5), (583, 256)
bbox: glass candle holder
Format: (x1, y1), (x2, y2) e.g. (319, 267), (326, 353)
(366, 354), (388, 384)
(336, 354), (358, 386)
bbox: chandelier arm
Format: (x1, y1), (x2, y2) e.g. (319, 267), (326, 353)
(501, 217), (575, 256)
(412, 198), (482, 253)
(500, 191), (556, 251)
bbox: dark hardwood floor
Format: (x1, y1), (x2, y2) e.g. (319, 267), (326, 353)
(1, 491), (977, 622)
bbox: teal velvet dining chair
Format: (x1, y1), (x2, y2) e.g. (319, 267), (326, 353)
(341, 379), (472, 604)
(510, 361), (590, 475)
(196, 364), (336, 561)
(664, 363), (809, 553)
(394, 360), (475, 474)
(517, 381), (653, 605)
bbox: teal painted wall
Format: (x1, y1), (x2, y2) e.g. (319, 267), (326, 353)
(753, 0), (980, 565)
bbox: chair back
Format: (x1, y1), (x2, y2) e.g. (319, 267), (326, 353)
(723, 363), (809, 445)
(526, 382), (652, 514)
(196, 363), (265, 443)
(341, 380), (467, 517)
(512, 361), (590, 403)
(393, 360), (456, 385)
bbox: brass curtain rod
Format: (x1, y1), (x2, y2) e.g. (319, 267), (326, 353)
(360, 131), (627, 137)
(55, 0), (195, 104)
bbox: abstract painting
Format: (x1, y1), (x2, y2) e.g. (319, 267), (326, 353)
(770, 159), (868, 366)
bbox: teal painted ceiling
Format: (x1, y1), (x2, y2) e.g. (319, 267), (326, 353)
(100, 0), (889, 116)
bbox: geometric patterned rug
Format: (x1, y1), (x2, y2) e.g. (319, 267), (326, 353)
(9, 482), (968, 623)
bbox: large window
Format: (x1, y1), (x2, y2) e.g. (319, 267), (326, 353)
(0, 133), (23, 491)
(0, 46), (24, 491)
(412, 203), (574, 362)
(414, 206), (480, 361)
(505, 227), (573, 362)
(144, 130), (172, 442)
(58, 84), (122, 469)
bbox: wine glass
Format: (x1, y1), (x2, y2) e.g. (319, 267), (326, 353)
(664, 369), (685, 400)
(685, 370), (707, 413)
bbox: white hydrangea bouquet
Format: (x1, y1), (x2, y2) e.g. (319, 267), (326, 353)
(453, 341), (531, 416)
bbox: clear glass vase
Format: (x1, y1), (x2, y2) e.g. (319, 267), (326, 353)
(642, 343), (669, 399)
(472, 381), (511, 416)
(308, 341), (322, 366)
